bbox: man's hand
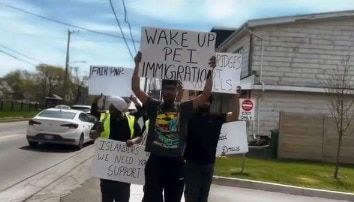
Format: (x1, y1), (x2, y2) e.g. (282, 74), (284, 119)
(89, 122), (103, 139)
(93, 93), (103, 103)
(129, 95), (139, 105)
(225, 86), (242, 122)
(96, 93), (103, 100)
(191, 55), (215, 109)
(126, 139), (134, 147)
(135, 51), (142, 66)
(132, 51), (149, 104)
(208, 55), (216, 69)
(236, 86), (242, 96)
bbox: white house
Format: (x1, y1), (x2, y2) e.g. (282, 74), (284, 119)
(214, 10), (354, 138)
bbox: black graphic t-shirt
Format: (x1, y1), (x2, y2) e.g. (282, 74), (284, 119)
(144, 97), (193, 157)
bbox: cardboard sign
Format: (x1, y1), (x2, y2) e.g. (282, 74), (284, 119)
(239, 99), (256, 121)
(182, 52), (242, 94)
(88, 66), (133, 96)
(139, 27), (216, 82)
(216, 121), (248, 156)
(91, 138), (150, 185)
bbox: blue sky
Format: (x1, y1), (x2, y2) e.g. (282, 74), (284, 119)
(1, 0), (354, 78)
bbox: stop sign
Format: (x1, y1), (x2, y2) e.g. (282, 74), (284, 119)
(241, 99), (254, 112)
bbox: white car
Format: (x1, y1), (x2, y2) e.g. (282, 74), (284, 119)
(26, 108), (96, 149)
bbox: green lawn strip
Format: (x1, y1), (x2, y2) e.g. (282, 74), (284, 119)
(214, 156), (354, 193)
(0, 111), (39, 118)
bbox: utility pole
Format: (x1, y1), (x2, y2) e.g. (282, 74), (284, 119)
(64, 30), (71, 79)
(63, 29), (79, 102)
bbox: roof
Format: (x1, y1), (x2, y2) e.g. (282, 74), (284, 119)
(247, 9), (354, 27)
(218, 9), (354, 51)
(211, 27), (237, 48)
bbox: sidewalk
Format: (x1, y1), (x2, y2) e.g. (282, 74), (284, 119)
(60, 177), (349, 202)
(61, 178), (148, 202)
(14, 145), (352, 202)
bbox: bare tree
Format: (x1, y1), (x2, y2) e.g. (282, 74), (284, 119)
(321, 56), (354, 179)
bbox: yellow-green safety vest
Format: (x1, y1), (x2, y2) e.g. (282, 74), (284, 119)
(99, 112), (135, 139)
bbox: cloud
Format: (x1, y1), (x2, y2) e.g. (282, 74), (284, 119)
(0, 54), (37, 76)
(128, 0), (195, 24)
(0, 7), (46, 35)
(127, 0), (247, 29)
(2, 0), (47, 15)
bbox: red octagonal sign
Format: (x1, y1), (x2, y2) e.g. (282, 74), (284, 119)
(241, 99), (254, 112)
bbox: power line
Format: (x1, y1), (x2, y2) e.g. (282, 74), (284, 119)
(0, 43), (43, 63)
(0, 2), (139, 43)
(121, 0), (137, 52)
(0, 49), (37, 66)
(109, 0), (134, 59)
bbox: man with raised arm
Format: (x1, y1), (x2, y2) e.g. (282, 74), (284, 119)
(132, 51), (215, 202)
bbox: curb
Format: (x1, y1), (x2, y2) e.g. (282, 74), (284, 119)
(0, 118), (30, 123)
(213, 176), (354, 201)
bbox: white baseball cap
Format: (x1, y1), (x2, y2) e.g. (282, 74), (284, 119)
(108, 96), (128, 112)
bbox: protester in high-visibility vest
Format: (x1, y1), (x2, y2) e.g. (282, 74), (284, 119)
(90, 96), (142, 202)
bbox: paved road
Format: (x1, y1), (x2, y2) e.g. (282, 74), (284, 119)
(0, 121), (92, 192)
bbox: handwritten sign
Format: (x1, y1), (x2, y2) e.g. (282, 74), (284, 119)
(139, 27), (216, 82)
(216, 121), (248, 156)
(88, 66), (133, 96)
(239, 99), (256, 121)
(91, 138), (150, 185)
(183, 52), (242, 94)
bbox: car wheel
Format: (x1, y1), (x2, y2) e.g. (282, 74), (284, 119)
(77, 134), (84, 150)
(28, 140), (38, 147)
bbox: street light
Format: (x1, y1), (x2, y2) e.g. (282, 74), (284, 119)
(68, 61), (87, 104)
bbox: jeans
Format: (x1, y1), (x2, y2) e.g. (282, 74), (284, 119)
(184, 161), (214, 202)
(100, 179), (130, 202)
(142, 154), (185, 202)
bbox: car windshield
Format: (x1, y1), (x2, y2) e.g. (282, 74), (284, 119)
(38, 110), (76, 119)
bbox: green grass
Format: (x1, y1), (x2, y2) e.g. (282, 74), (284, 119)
(215, 156), (354, 193)
(0, 111), (40, 118)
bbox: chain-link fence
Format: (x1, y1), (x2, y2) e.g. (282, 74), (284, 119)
(0, 99), (40, 112)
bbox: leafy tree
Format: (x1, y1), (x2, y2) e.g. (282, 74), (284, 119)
(36, 64), (66, 98)
(3, 70), (36, 100)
